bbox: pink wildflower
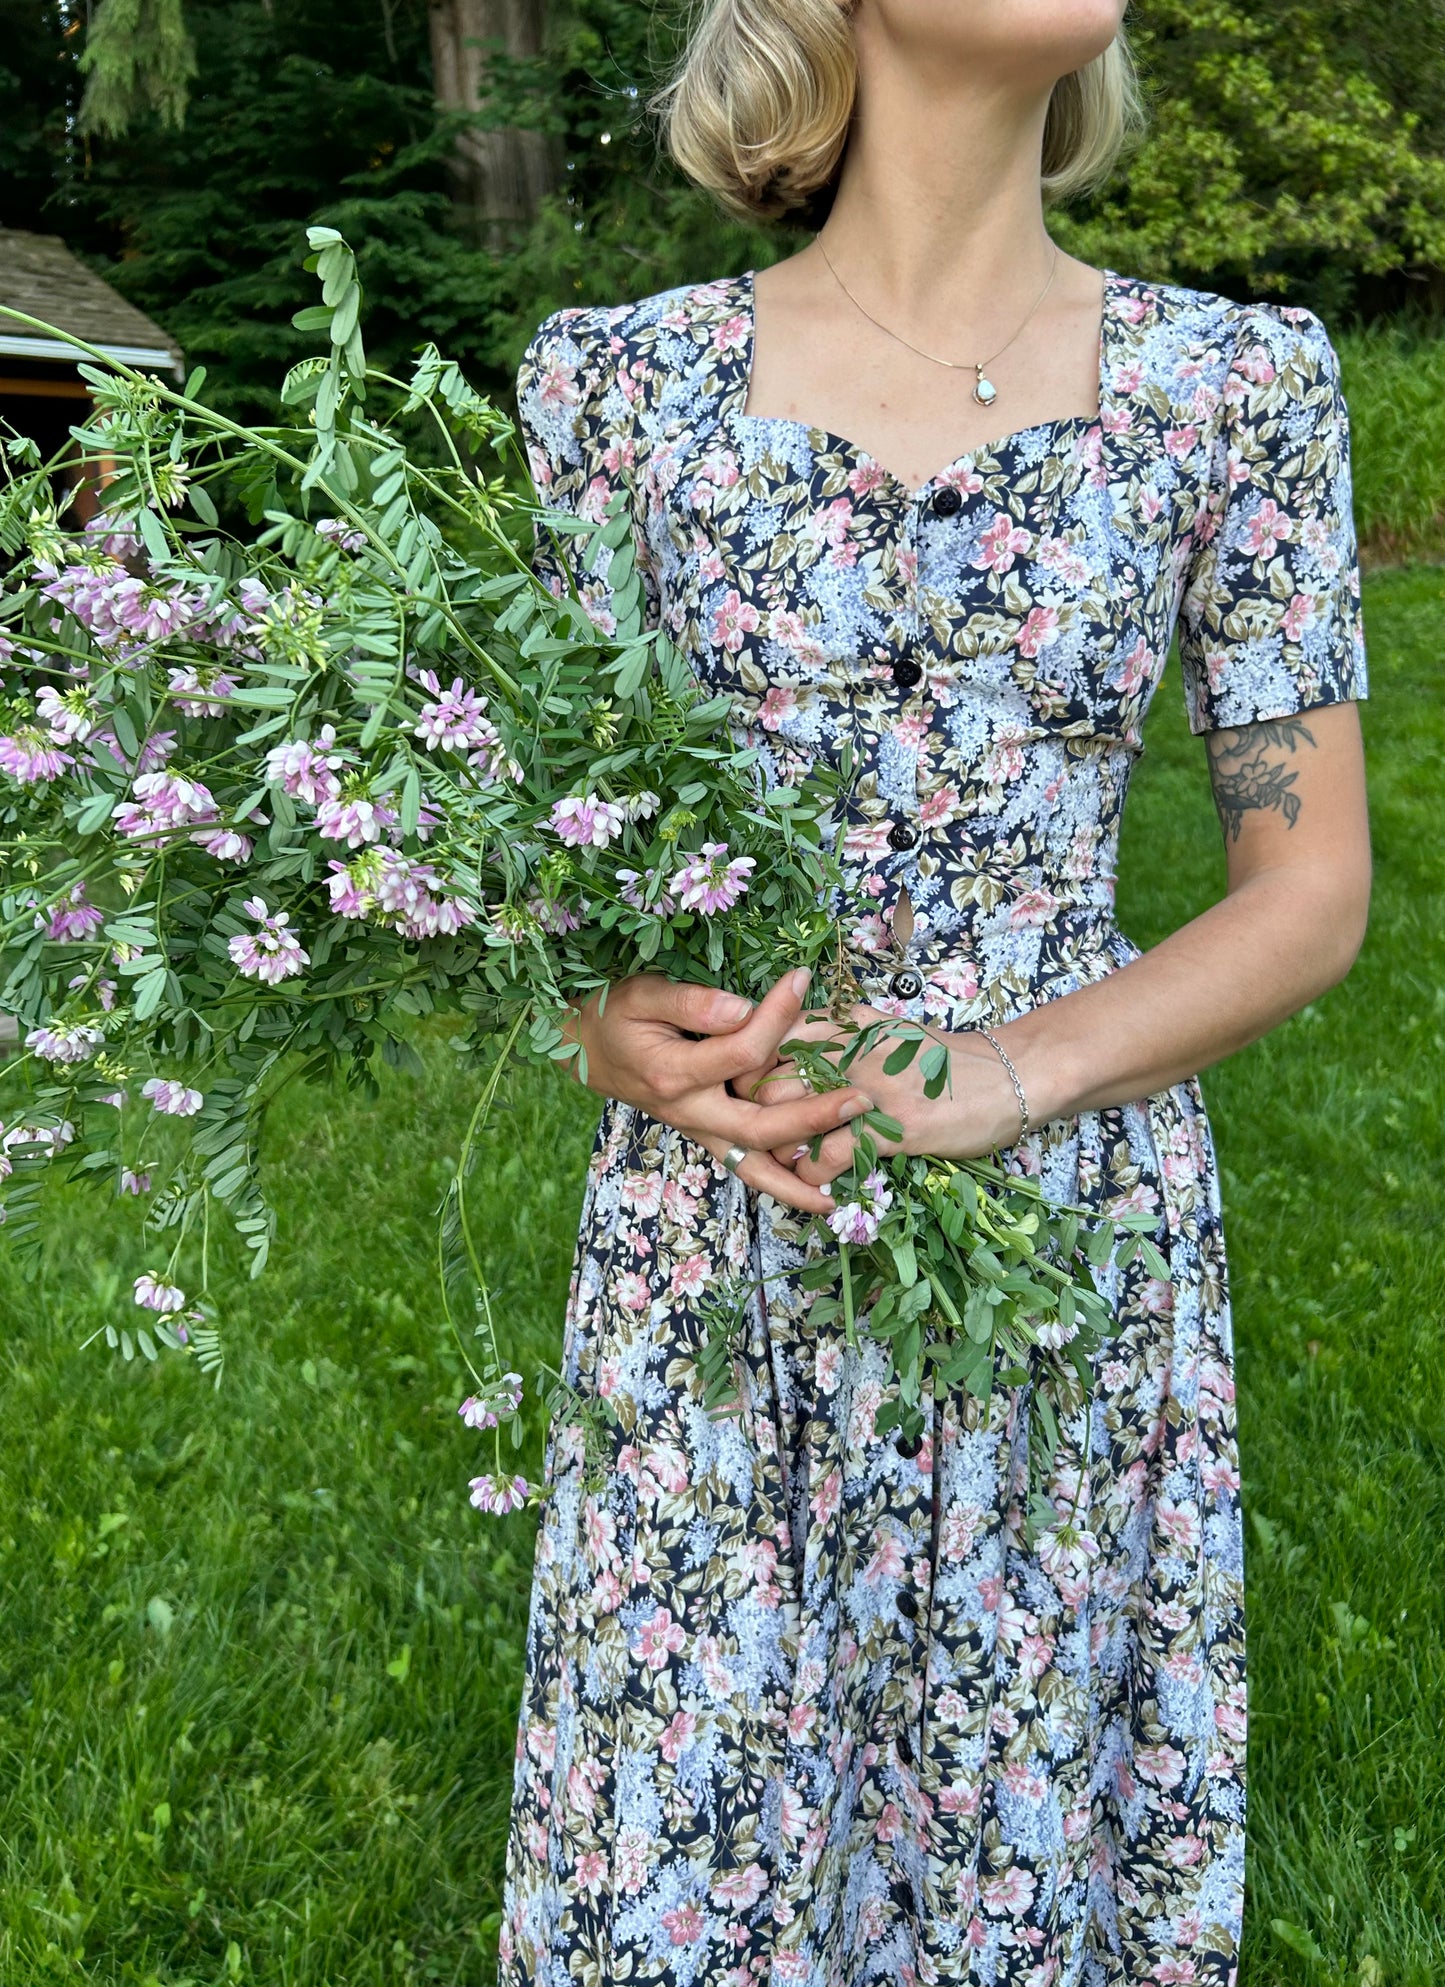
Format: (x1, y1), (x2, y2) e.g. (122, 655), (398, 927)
(826, 1167), (892, 1247)
(25, 1021), (105, 1064)
(615, 866), (676, 916)
(227, 896), (310, 984)
(84, 510), (142, 558)
(264, 724), (345, 806)
(120, 1168), (152, 1195)
(0, 725), (75, 783)
(194, 824), (256, 863)
(314, 791), (399, 847)
(41, 881), (106, 941)
(1, 1118), (76, 1167)
(166, 663), (239, 717)
(413, 671), (498, 754)
(468, 1473), (534, 1515)
(550, 793), (626, 848)
(34, 682), (96, 743)
(140, 1076), (204, 1117)
(314, 516), (367, 552)
(526, 895), (581, 936)
(670, 842), (756, 915)
(458, 1373), (525, 1429)
(134, 1272), (186, 1313)
(112, 769), (218, 842)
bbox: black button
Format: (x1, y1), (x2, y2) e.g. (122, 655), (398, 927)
(895, 1589), (919, 1620)
(896, 1730), (915, 1767)
(930, 485), (963, 517)
(888, 969), (923, 1001)
(890, 1876), (913, 1910)
(887, 820), (919, 853)
(891, 659), (923, 690)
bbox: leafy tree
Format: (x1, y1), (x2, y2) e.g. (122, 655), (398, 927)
(77, 0), (196, 135)
(1068, 1), (1445, 318)
(1, 0), (1441, 422)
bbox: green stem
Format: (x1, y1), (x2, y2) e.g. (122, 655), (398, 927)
(445, 1006), (530, 1389)
(0, 303), (528, 713)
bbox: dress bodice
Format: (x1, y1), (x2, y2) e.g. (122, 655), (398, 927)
(515, 267), (1366, 1013)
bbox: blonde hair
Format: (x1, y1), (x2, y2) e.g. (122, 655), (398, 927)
(650, 0), (1145, 224)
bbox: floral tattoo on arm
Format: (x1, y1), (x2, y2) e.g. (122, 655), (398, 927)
(1205, 717), (1317, 841)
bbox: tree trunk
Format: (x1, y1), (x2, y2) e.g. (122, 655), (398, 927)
(428, 0), (560, 252)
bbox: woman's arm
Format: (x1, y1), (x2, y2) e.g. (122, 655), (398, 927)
(1008, 697), (1371, 1125)
(769, 699), (1370, 1185)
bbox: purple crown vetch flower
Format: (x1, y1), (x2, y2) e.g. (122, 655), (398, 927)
(550, 793), (626, 848)
(826, 1167), (894, 1247)
(670, 842), (756, 915)
(227, 897), (311, 985)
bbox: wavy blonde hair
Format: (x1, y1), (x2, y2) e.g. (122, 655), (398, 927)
(649, 0), (1145, 224)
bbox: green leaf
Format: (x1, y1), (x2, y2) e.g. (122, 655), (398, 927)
(227, 686), (295, 708)
(75, 788), (118, 835)
(1270, 1920), (1326, 1965)
(133, 965), (169, 1020)
(189, 482), (219, 526)
(136, 507), (170, 563)
(400, 763), (421, 838)
(1139, 1238), (1171, 1279)
(883, 1037), (920, 1076)
(292, 304), (334, 333)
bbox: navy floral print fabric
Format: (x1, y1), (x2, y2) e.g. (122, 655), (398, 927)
(499, 268), (1367, 1987)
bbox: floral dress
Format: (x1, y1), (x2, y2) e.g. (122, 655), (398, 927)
(501, 266), (1367, 1987)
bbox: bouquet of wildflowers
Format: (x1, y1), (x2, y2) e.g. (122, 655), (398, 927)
(0, 229), (1165, 1537)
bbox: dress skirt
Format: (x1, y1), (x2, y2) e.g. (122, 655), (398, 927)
(498, 936), (1247, 1987)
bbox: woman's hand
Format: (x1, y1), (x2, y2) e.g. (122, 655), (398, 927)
(732, 1005), (1025, 1189)
(567, 969), (875, 1215)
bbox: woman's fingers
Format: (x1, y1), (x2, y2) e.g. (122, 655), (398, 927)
(786, 1124), (865, 1186)
(697, 1081), (874, 1155)
(619, 972), (758, 1036)
(734, 1061), (810, 1107)
(769, 1123), (860, 1181)
(675, 968), (817, 1091)
(695, 1136), (837, 1216)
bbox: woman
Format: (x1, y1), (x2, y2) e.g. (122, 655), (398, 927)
(503, 1), (1371, 1981)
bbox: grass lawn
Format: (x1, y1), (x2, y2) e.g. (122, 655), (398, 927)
(1, 564), (1441, 1986)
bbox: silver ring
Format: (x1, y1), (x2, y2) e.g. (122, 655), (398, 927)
(721, 1144), (748, 1175)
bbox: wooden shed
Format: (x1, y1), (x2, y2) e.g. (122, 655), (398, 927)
(0, 228), (184, 523)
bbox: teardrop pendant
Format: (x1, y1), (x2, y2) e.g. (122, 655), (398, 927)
(973, 369), (998, 407)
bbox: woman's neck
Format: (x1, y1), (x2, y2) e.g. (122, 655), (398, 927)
(820, 61), (1058, 334)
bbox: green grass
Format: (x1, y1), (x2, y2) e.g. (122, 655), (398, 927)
(2, 564), (1443, 1985)
(1337, 327), (1445, 568)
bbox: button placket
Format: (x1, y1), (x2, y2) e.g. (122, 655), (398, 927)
(880, 509), (925, 986)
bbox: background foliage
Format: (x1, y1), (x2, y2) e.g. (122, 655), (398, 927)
(1, 0), (1443, 422)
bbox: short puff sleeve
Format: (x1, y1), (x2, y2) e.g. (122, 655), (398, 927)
(513, 305), (657, 637)
(1176, 302), (1367, 734)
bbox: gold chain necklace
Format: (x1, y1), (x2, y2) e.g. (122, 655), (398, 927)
(813, 234), (1060, 408)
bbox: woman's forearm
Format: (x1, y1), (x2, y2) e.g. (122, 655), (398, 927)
(996, 862), (1371, 1128)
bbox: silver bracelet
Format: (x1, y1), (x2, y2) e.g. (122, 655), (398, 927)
(978, 1026), (1030, 1142)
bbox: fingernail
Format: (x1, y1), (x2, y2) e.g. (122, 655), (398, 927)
(789, 967), (812, 1001)
(837, 1095), (873, 1122)
(713, 993), (752, 1024)
(818, 1181), (833, 1197)
(792, 1144), (809, 1161)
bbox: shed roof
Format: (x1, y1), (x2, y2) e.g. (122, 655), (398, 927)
(0, 229), (183, 377)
